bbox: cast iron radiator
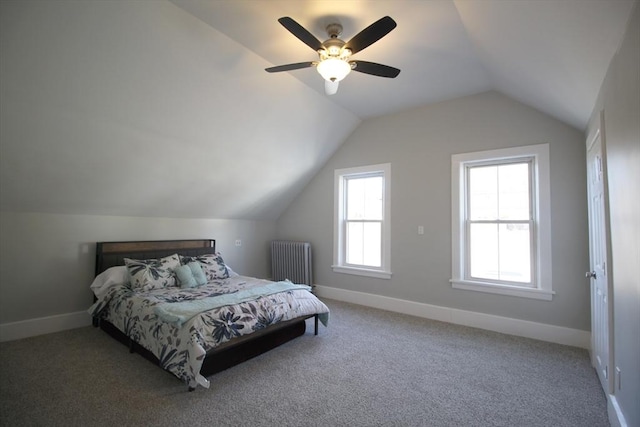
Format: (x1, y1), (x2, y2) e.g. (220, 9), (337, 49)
(270, 240), (313, 286)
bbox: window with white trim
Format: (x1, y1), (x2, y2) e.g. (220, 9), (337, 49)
(333, 163), (391, 279)
(451, 144), (553, 300)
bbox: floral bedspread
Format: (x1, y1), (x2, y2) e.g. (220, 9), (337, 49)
(89, 276), (329, 389)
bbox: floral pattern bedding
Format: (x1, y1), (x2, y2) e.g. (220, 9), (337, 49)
(89, 276), (329, 389)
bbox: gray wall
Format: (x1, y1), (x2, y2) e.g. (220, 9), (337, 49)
(277, 91), (590, 331)
(0, 212), (276, 323)
(587, 3), (639, 426)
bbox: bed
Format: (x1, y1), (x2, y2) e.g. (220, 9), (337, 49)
(89, 239), (329, 391)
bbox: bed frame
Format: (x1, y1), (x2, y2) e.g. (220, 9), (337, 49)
(93, 239), (317, 389)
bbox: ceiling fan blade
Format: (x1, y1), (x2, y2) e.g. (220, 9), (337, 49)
(265, 62), (315, 73)
(325, 80), (339, 95)
(344, 16), (397, 55)
(278, 17), (323, 52)
(351, 61), (400, 78)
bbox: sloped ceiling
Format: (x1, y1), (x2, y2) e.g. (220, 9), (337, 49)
(0, 0), (635, 221)
(0, 0), (360, 220)
(172, 0), (635, 128)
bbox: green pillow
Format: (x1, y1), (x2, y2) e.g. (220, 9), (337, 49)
(175, 264), (197, 288)
(188, 262), (207, 286)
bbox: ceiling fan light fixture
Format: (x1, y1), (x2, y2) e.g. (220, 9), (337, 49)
(317, 58), (351, 82)
(267, 16), (400, 92)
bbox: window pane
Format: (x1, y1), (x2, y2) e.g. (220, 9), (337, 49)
(469, 166), (498, 220)
(347, 176), (382, 220)
(469, 223), (531, 283)
(347, 179), (364, 220)
(346, 222), (363, 265)
(363, 222), (381, 266)
(346, 221), (381, 267)
(470, 223), (499, 280)
(498, 223), (531, 282)
(498, 163), (530, 220)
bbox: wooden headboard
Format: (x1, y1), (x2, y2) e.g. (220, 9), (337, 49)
(95, 239), (215, 276)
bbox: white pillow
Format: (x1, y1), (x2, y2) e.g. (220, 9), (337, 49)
(90, 266), (128, 299)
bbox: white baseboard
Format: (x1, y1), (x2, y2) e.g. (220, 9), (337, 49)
(0, 311), (92, 342)
(1, 287), (590, 350)
(608, 394), (627, 427)
(314, 285), (591, 349)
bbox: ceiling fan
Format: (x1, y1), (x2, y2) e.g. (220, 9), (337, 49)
(265, 16), (400, 95)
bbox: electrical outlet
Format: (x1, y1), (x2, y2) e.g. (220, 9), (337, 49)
(418, 225), (424, 235)
(235, 239), (242, 247)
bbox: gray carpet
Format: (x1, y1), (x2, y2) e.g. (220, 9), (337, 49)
(0, 299), (608, 427)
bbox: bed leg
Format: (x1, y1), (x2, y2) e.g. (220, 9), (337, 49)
(188, 387), (195, 392)
(314, 314), (318, 336)
(128, 338), (135, 354)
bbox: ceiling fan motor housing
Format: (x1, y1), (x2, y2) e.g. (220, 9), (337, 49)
(319, 37), (351, 60)
(325, 23), (343, 38)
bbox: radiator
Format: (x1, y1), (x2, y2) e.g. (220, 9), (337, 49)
(270, 240), (313, 286)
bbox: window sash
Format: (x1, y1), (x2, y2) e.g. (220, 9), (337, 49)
(465, 159), (533, 219)
(465, 219), (535, 286)
(343, 219), (383, 268)
(463, 158), (536, 288)
(345, 174), (383, 221)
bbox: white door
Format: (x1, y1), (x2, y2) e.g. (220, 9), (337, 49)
(586, 123), (613, 394)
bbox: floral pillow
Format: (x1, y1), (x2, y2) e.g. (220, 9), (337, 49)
(180, 253), (229, 281)
(124, 253), (180, 291)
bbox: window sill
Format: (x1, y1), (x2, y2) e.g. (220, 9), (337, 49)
(332, 265), (392, 280)
(450, 279), (554, 301)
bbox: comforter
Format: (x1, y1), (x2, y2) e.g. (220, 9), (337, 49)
(89, 276), (329, 389)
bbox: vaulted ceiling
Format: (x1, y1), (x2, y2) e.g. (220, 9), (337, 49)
(0, 1), (635, 221)
(172, 0), (635, 128)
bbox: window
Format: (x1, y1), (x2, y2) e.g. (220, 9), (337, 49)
(333, 163), (391, 279)
(451, 144), (553, 300)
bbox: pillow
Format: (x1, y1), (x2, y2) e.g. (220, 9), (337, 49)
(90, 266), (128, 299)
(188, 262), (207, 286)
(180, 253), (229, 281)
(175, 262), (207, 288)
(125, 253), (180, 291)
(175, 264), (197, 288)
